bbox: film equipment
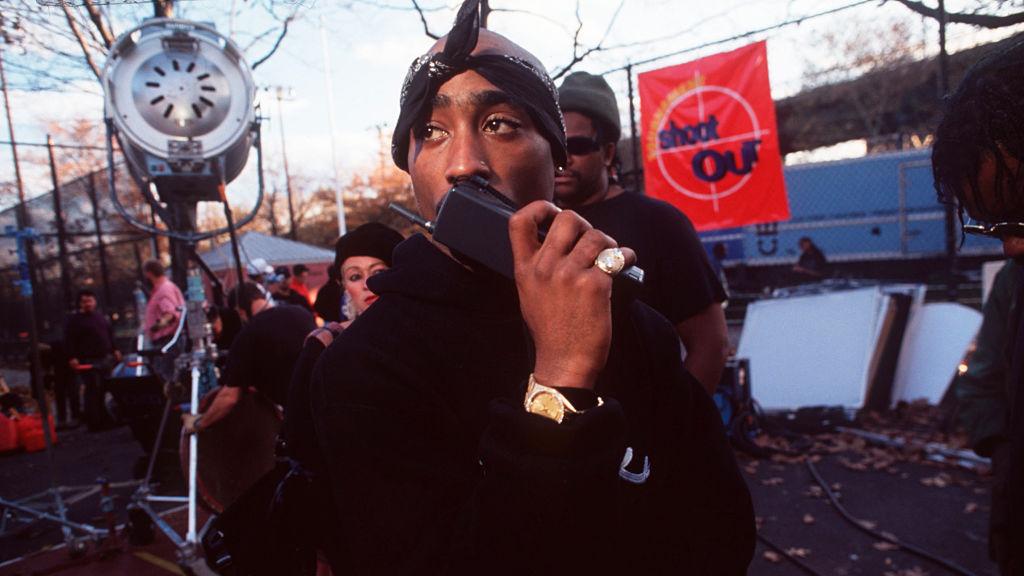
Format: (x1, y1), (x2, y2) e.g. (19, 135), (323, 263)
(99, 18), (264, 573)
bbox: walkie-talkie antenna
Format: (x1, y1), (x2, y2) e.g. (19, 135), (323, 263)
(388, 203), (435, 233)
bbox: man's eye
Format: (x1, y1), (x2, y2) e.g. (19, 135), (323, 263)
(483, 116), (520, 134)
(419, 124), (446, 141)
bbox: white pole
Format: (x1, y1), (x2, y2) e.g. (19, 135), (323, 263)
(187, 364), (199, 544)
(319, 16), (347, 237)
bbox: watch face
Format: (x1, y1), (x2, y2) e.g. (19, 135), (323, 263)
(528, 391), (564, 423)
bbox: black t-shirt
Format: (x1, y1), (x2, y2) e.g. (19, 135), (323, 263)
(64, 311), (116, 361)
(225, 304), (316, 407)
(574, 192), (726, 325)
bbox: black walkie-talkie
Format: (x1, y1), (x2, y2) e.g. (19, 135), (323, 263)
(389, 176), (644, 287)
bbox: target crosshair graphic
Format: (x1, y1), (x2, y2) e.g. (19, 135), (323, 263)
(654, 74), (772, 214)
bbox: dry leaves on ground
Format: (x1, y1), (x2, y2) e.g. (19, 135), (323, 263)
(785, 547), (811, 558)
(762, 550), (782, 563)
(873, 541), (899, 551)
(802, 513), (815, 525)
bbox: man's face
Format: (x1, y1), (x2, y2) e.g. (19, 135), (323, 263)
(78, 295), (96, 313)
(962, 154), (1024, 257)
(406, 70), (555, 221)
(554, 111), (614, 207)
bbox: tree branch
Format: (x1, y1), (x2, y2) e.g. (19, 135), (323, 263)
(888, 0), (1024, 28)
(411, 0), (440, 39)
(250, 12), (296, 70)
(81, 0), (115, 48)
(550, 0), (625, 81)
(59, 2), (103, 81)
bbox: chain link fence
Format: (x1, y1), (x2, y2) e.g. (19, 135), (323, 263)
(1, 163), (155, 359)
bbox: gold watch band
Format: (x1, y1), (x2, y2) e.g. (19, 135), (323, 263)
(523, 373), (602, 424)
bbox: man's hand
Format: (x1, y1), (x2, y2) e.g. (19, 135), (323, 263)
(509, 201), (635, 390)
(182, 413), (200, 435)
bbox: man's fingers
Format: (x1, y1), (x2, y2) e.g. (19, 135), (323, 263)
(509, 200), (560, 269)
(565, 228), (617, 271)
(534, 210), (594, 272)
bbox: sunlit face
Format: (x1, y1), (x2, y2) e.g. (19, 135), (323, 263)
(554, 111), (615, 207)
(342, 256), (389, 316)
(406, 70), (555, 221)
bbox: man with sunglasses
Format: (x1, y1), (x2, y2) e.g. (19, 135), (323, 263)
(556, 71), (729, 394)
(932, 40), (1024, 575)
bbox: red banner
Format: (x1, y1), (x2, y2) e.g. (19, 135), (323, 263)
(639, 41), (789, 231)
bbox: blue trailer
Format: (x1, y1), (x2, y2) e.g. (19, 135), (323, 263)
(699, 148), (1002, 267)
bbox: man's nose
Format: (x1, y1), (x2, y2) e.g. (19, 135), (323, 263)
(445, 131), (492, 185)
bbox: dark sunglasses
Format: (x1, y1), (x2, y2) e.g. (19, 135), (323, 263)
(962, 218), (1024, 238)
(565, 136), (602, 156)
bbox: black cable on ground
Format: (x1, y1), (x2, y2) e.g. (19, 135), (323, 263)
(805, 459), (978, 576)
(755, 532), (825, 576)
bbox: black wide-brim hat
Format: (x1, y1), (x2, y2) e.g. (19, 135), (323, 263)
(334, 223), (405, 270)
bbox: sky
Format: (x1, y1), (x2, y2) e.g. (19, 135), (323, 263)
(1, 0), (1022, 215)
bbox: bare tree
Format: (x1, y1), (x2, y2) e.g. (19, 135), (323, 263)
(403, 0), (625, 78)
(0, 0), (306, 93)
(887, 0), (1024, 28)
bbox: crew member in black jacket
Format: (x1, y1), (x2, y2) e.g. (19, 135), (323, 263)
(308, 2), (755, 573)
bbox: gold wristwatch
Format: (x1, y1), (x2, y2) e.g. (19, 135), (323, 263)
(523, 373), (602, 424)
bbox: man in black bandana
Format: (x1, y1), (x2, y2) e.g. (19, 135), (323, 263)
(308, 2), (754, 573)
(932, 40), (1024, 576)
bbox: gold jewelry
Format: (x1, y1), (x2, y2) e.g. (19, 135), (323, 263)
(523, 374), (601, 424)
(594, 247), (625, 276)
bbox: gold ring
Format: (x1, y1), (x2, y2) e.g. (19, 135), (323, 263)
(594, 247), (625, 275)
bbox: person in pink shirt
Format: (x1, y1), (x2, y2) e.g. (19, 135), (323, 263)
(143, 260), (185, 342)
(142, 260), (185, 383)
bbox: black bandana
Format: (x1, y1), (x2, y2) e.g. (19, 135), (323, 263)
(391, 0), (567, 172)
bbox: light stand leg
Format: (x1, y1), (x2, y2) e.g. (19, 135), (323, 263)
(187, 363), (200, 545)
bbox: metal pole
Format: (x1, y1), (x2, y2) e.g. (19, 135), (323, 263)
(937, 0), (957, 301)
(275, 87), (297, 240)
(47, 135), (74, 310)
(215, 158), (246, 291)
(0, 37), (27, 227)
(86, 172), (114, 308)
(625, 63), (642, 193)
(319, 16), (347, 238)
(7, 228), (73, 546)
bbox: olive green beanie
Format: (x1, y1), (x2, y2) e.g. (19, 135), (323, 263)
(557, 71), (621, 141)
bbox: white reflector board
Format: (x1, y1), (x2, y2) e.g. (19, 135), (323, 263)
(737, 287), (890, 410)
(891, 303), (982, 405)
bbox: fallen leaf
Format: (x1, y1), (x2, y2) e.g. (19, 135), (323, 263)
(763, 550), (782, 563)
(859, 520), (878, 530)
(802, 513), (815, 525)
(874, 541), (899, 551)
(964, 502), (979, 514)
(786, 547), (811, 558)
(761, 477), (784, 486)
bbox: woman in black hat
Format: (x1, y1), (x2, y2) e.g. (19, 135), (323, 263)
(333, 222), (405, 325)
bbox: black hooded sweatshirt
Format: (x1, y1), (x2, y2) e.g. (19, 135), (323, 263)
(308, 234), (755, 574)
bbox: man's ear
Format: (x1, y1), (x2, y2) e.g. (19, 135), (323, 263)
(602, 142), (617, 168)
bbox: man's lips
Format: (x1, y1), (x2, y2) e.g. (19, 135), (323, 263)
(554, 174), (577, 185)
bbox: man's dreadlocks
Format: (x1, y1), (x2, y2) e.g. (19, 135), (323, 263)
(932, 39), (1024, 223)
